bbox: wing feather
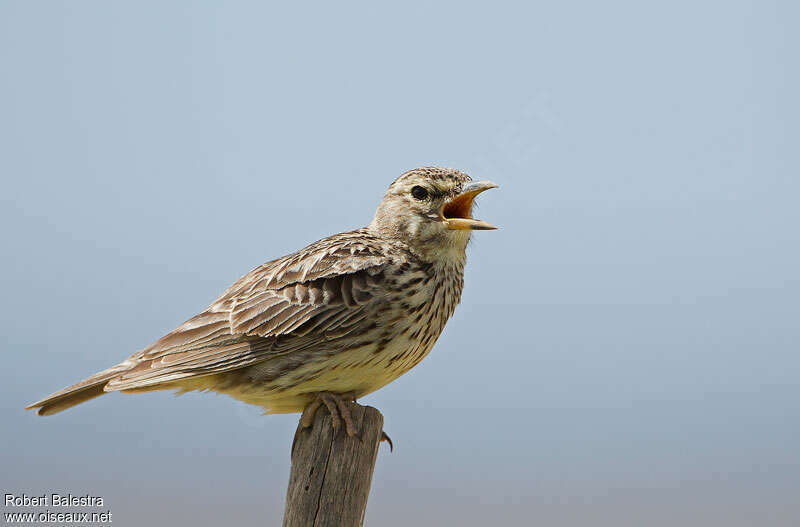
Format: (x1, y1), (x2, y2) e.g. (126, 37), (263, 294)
(102, 230), (401, 392)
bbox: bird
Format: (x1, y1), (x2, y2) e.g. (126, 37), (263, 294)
(26, 166), (498, 438)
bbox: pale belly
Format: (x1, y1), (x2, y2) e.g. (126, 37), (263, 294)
(209, 331), (436, 414)
(186, 259), (463, 414)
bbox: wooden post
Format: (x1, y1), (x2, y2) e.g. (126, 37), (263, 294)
(283, 402), (384, 527)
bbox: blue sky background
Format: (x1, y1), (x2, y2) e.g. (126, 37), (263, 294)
(1, 1), (798, 525)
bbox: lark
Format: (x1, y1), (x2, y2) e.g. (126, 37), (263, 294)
(27, 167), (498, 437)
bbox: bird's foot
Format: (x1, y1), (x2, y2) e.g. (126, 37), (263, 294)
(300, 391), (359, 438)
(380, 430), (394, 452)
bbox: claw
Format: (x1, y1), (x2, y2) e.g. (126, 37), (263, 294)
(380, 430), (394, 452)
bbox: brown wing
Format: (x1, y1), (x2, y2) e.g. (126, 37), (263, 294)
(101, 229), (396, 391)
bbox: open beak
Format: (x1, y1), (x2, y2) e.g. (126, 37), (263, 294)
(442, 180), (499, 231)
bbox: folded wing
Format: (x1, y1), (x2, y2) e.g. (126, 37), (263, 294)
(28, 230), (397, 413)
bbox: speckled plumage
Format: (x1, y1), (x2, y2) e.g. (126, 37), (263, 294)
(27, 167), (496, 417)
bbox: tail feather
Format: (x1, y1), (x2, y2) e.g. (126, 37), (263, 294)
(26, 364), (131, 416)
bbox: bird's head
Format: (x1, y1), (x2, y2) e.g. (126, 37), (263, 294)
(369, 167), (498, 260)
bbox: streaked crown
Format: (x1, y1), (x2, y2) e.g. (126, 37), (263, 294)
(368, 167), (497, 260)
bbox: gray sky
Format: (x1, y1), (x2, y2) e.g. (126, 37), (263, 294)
(2, 1), (798, 526)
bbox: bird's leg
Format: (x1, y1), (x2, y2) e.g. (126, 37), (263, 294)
(299, 391), (359, 438)
(299, 397), (323, 429)
(319, 392), (343, 432)
(327, 392), (359, 439)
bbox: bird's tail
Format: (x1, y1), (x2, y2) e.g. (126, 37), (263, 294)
(25, 362), (133, 416)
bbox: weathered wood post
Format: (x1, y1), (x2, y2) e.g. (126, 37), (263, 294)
(283, 402), (384, 527)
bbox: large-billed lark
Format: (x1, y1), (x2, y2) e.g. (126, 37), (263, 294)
(27, 167), (497, 436)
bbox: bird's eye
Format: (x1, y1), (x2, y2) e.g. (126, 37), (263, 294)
(411, 186), (429, 200)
